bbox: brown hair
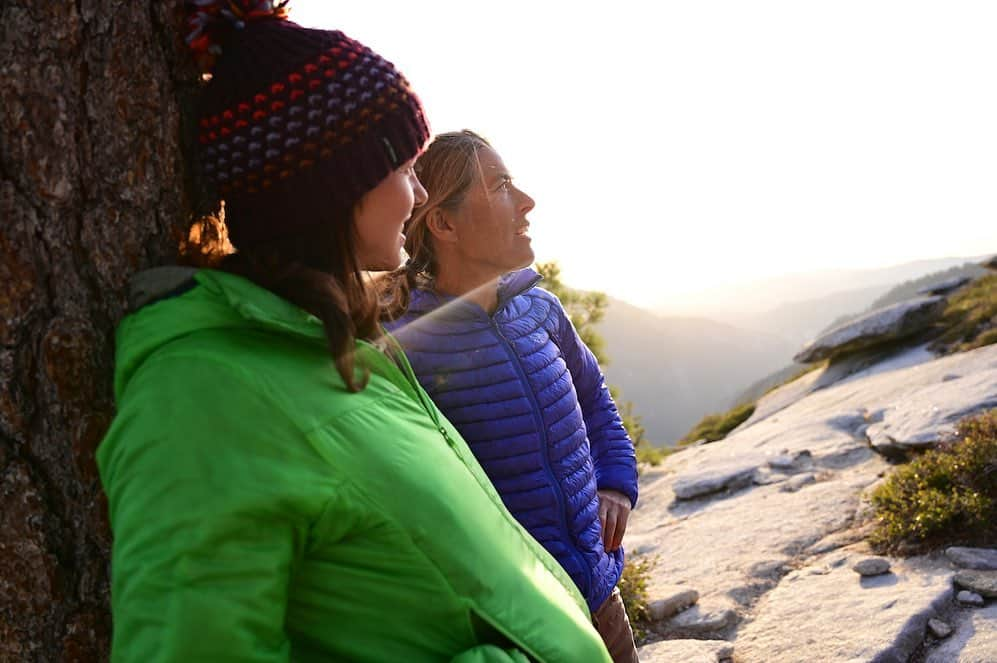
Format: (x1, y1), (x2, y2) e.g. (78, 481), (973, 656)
(219, 201), (380, 392)
(377, 130), (491, 320)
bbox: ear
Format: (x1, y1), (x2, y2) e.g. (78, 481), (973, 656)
(425, 208), (459, 245)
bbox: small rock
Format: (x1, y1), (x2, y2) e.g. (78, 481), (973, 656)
(748, 559), (788, 579)
(646, 588), (699, 622)
(673, 466), (757, 500)
(780, 473), (816, 493)
(953, 570), (997, 598)
(853, 557), (891, 576)
(752, 469), (787, 486)
(768, 449), (813, 471)
(946, 546), (997, 571)
(927, 618), (952, 639)
(670, 607), (737, 634)
(982, 255), (997, 270)
(941, 373), (961, 382)
(957, 590), (985, 607)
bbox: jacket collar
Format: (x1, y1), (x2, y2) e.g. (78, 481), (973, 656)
(408, 268), (543, 319)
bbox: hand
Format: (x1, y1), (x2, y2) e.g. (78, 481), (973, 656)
(597, 489), (631, 552)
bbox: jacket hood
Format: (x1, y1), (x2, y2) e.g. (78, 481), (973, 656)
(406, 268), (542, 318)
(113, 267), (325, 399)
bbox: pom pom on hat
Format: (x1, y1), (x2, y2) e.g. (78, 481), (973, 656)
(185, 1), (290, 70)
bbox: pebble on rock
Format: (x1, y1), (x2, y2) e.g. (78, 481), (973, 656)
(780, 473), (816, 493)
(953, 570), (997, 598)
(853, 557), (891, 576)
(670, 607), (736, 634)
(647, 588), (700, 622)
(956, 590), (985, 607)
(927, 618), (952, 639)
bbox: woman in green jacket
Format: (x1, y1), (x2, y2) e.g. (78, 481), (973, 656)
(96, 3), (611, 661)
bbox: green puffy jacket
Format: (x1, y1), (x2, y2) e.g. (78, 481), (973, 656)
(97, 268), (611, 663)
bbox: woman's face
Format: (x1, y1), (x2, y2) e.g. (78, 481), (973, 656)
(448, 146), (536, 279)
(354, 159), (428, 271)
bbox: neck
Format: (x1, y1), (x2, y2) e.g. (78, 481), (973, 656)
(433, 268), (502, 314)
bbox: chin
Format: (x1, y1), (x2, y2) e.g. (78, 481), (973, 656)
(363, 256), (403, 273)
(517, 249), (536, 269)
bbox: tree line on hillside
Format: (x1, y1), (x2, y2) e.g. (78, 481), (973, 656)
(535, 262), (654, 457)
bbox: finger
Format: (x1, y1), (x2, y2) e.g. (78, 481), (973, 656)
(612, 508), (629, 550)
(603, 509), (618, 550)
(598, 498), (608, 534)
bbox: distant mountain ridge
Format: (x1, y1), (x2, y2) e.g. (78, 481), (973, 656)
(659, 255), (990, 319)
(596, 298), (795, 445)
(593, 255), (989, 446)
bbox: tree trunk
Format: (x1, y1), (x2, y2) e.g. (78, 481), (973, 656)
(1, 2), (196, 660)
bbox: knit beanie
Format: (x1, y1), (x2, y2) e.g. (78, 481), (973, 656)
(185, 1), (431, 246)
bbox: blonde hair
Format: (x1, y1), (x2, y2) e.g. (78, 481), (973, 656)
(377, 130), (491, 319)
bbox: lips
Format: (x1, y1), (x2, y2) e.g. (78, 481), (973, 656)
(514, 224), (530, 237)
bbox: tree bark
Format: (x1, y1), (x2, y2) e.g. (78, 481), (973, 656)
(1, 2), (197, 660)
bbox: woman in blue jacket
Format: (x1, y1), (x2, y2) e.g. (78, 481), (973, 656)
(379, 131), (640, 662)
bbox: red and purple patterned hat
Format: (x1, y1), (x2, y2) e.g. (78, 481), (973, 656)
(185, 1), (430, 246)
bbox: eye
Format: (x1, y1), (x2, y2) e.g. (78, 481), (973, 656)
(497, 176), (513, 191)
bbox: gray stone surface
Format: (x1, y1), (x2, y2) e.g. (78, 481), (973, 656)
(736, 554), (953, 663)
(740, 345), (937, 430)
(853, 557), (891, 576)
(954, 570), (997, 598)
(956, 590), (985, 607)
(636, 639), (733, 663)
(673, 465), (757, 500)
(624, 345), (997, 662)
(917, 276), (972, 296)
(925, 603), (997, 662)
(794, 296), (945, 363)
(866, 367), (997, 452)
(946, 547), (997, 571)
(646, 587), (699, 622)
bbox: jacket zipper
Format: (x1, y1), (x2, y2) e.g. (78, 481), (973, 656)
(488, 316), (593, 601)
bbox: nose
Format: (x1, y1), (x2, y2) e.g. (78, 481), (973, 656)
(517, 187), (535, 214)
(411, 172), (429, 207)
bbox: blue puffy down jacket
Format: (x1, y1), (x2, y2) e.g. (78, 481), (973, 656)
(386, 269), (638, 611)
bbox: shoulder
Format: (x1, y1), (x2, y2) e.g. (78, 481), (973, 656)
(521, 287), (569, 327)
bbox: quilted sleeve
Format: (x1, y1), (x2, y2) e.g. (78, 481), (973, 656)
(97, 356), (326, 663)
(549, 294), (638, 506)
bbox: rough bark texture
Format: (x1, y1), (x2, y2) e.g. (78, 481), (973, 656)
(1, 2), (198, 660)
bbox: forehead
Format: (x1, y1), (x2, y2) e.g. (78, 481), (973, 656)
(475, 146), (508, 180)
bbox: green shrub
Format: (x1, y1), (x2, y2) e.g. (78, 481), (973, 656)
(677, 402), (756, 446)
(869, 410), (997, 553)
(932, 273), (997, 354)
(618, 555), (654, 641)
(636, 444), (671, 466)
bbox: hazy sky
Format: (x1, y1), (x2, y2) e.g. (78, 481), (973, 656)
(290, 1), (997, 312)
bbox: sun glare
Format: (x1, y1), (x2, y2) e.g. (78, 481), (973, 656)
(290, 1), (997, 313)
